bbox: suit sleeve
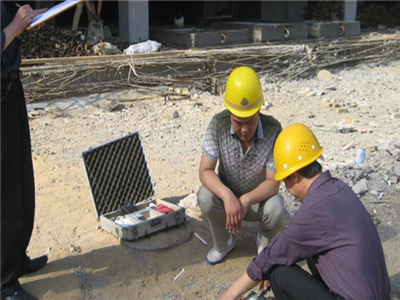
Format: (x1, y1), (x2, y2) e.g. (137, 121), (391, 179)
(246, 208), (330, 281)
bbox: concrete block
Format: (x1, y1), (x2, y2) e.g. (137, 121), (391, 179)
(370, 190), (379, 196)
(308, 21), (360, 39)
(369, 180), (388, 192)
(150, 28), (212, 48)
(190, 31), (224, 48)
(352, 179), (369, 195)
(149, 28), (248, 48)
(212, 22), (308, 42)
(220, 29), (249, 46)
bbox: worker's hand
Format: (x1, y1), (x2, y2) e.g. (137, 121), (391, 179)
(223, 194), (243, 233)
(12, 5), (47, 36)
(238, 194), (251, 217)
(258, 280), (270, 292)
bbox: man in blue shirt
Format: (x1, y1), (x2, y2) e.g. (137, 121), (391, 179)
(218, 123), (390, 300)
(1, 2), (48, 300)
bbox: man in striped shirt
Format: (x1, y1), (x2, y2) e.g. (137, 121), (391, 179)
(198, 66), (289, 265)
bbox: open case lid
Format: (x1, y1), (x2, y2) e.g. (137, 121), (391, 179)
(82, 132), (155, 219)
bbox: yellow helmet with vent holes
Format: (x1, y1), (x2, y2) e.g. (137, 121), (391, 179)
(224, 66), (264, 118)
(274, 123), (323, 181)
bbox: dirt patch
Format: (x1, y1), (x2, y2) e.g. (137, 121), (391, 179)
(20, 62), (400, 300)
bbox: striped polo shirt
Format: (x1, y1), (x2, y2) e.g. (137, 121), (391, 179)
(202, 109), (282, 196)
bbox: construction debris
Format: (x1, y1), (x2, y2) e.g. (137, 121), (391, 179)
(304, 2), (400, 29)
(20, 34), (400, 103)
(19, 25), (126, 59)
(92, 42), (122, 56)
(19, 26), (93, 58)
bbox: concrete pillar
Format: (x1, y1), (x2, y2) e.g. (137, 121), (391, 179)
(344, 0), (357, 21)
(119, 0), (149, 44)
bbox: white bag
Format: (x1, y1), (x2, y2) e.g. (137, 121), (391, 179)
(123, 40), (162, 54)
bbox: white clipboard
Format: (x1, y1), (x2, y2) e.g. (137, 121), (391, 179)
(26, 0), (84, 30)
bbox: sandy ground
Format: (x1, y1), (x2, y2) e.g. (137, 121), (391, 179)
(18, 61), (400, 300)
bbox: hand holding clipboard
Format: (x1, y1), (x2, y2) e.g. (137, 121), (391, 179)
(2, 3), (46, 42)
(26, 0), (84, 30)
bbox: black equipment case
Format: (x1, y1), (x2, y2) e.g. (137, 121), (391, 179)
(82, 132), (186, 241)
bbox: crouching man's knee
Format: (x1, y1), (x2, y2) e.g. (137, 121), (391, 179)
(260, 193), (289, 230)
(197, 185), (223, 215)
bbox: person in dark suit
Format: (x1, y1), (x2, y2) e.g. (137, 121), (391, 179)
(1, 2), (49, 300)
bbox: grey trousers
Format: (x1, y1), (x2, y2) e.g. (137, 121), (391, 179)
(198, 185), (289, 252)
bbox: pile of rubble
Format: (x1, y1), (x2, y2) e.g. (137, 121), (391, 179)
(19, 26), (93, 59)
(19, 25), (129, 59)
(333, 152), (400, 197)
(280, 141), (400, 212)
(303, 2), (400, 29)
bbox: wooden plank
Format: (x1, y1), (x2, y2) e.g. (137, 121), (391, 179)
(21, 50), (187, 66)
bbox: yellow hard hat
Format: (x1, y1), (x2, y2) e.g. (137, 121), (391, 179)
(274, 123), (323, 181)
(224, 66), (264, 118)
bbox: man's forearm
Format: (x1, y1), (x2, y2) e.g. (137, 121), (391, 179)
(3, 5), (47, 50)
(240, 179), (280, 208)
(3, 25), (18, 50)
(218, 272), (259, 300)
(199, 169), (235, 201)
(199, 166), (244, 232)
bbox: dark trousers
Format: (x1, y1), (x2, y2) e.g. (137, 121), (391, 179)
(270, 260), (345, 300)
(1, 79), (35, 297)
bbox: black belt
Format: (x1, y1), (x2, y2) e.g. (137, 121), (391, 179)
(1, 70), (20, 82)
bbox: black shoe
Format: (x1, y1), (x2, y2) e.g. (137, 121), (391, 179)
(2, 286), (38, 300)
(23, 255), (48, 276)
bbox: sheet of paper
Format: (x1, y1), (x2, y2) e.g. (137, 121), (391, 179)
(27, 0), (84, 30)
